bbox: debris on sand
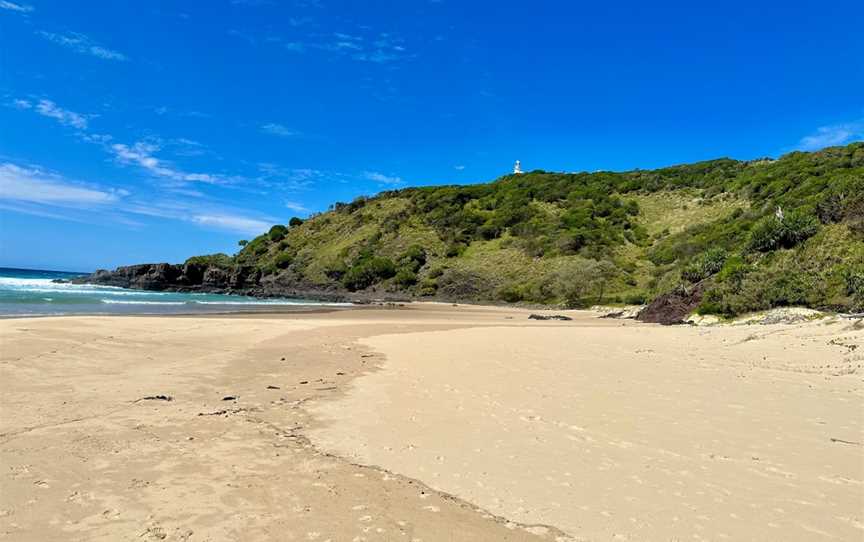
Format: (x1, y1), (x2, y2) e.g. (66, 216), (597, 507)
(266, 385), (280, 390)
(528, 314), (572, 321)
(137, 395), (173, 402)
(222, 395), (237, 401)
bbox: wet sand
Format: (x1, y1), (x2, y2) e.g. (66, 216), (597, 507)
(1, 305), (862, 541)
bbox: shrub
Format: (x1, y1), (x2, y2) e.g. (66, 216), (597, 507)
(497, 283), (524, 303)
(323, 259), (348, 281)
(435, 269), (496, 300)
(289, 217), (304, 227)
(268, 225), (288, 242)
(681, 248), (727, 283)
(478, 223), (502, 240)
(394, 268), (418, 287)
(399, 245), (427, 272)
(274, 252), (292, 269)
(418, 277), (438, 296)
(845, 267), (864, 310)
(445, 242), (466, 258)
(342, 257), (397, 291)
(549, 258), (618, 308)
(185, 253), (233, 268)
(623, 292), (647, 305)
(748, 210), (818, 252)
(715, 255), (751, 284)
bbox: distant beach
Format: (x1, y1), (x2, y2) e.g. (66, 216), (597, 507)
(0, 267), (351, 317)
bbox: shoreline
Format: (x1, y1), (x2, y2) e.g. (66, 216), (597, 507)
(2, 305), (861, 540)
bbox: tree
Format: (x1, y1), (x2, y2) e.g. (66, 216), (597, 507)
(289, 217), (304, 227)
(550, 258), (619, 308)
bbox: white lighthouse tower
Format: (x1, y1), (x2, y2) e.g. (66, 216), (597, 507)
(513, 160), (523, 174)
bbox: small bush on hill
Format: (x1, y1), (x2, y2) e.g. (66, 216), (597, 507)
(394, 268), (418, 287)
(185, 253), (234, 268)
(342, 257), (397, 291)
(399, 245), (427, 272)
(274, 252), (293, 269)
(681, 248), (728, 283)
(269, 225), (288, 242)
(748, 210), (818, 252)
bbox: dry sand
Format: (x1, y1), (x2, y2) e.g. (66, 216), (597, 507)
(1, 305), (862, 541)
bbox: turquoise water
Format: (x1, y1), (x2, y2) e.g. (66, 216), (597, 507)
(0, 267), (350, 317)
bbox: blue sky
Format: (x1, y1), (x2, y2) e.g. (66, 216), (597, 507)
(1, 0), (862, 271)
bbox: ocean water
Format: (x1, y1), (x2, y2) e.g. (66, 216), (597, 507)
(0, 267), (350, 317)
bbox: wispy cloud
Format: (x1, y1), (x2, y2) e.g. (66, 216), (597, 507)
(797, 119), (864, 151)
(190, 214), (272, 235)
(284, 200), (310, 213)
(245, 28), (410, 65)
(0, 1), (33, 12)
(256, 163), (323, 190)
(0, 162), (120, 206)
(454, 165), (465, 171)
(38, 31), (128, 61)
(13, 96), (243, 191)
(363, 171), (402, 185)
(260, 123), (299, 137)
(0, 160), (274, 235)
(111, 141), (226, 184)
(13, 98), (90, 130)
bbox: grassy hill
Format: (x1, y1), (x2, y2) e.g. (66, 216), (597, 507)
(204, 143), (864, 316)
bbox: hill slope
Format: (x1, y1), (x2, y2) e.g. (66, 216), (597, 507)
(84, 143), (864, 318)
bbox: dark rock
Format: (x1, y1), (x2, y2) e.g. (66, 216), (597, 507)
(266, 385), (280, 390)
(140, 395), (173, 401)
(528, 314), (573, 321)
(222, 395), (237, 401)
(637, 282), (706, 325)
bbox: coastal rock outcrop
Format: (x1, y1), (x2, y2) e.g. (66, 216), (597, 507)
(73, 263), (353, 302)
(637, 282), (706, 325)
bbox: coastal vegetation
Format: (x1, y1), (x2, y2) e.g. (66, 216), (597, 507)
(186, 143), (862, 315)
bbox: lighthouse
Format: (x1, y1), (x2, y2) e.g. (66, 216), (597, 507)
(513, 160), (523, 174)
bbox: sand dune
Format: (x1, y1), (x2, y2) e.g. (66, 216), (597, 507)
(1, 305), (862, 541)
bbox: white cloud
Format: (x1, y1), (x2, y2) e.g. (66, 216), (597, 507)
(363, 171), (403, 185)
(454, 165), (465, 171)
(284, 200), (310, 213)
(0, 163), (117, 205)
(123, 201), (274, 235)
(38, 31), (128, 61)
(797, 120), (864, 151)
(111, 141), (223, 184)
(0, 1), (33, 12)
(190, 214), (272, 235)
(33, 99), (89, 129)
(260, 123), (298, 137)
(0, 160), (272, 235)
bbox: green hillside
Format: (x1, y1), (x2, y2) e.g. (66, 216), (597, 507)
(210, 143), (864, 316)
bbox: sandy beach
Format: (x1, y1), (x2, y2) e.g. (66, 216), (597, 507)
(1, 304), (862, 541)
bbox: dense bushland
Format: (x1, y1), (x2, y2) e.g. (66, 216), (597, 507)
(210, 143), (864, 315)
